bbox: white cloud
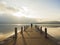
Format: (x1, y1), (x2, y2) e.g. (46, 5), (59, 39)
(0, 0), (60, 21)
(0, 1), (20, 15)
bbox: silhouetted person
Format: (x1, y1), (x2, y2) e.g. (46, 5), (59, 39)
(31, 23), (33, 28)
(45, 27), (48, 38)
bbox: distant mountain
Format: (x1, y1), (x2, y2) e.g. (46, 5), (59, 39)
(0, 14), (60, 24)
(35, 21), (60, 24)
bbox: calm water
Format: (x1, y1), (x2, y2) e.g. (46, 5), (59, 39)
(34, 24), (60, 41)
(0, 24), (30, 33)
(41, 27), (60, 41)
(0, 24), (60, 41)
(0, 24), (30, 41)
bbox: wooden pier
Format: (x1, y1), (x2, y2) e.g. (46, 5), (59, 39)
(1, 26), (57, 45)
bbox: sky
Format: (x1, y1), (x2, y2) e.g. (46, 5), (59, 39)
(0, 0), (60, 21)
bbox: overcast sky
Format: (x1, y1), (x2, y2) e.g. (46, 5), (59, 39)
(0, 0), (60, 21)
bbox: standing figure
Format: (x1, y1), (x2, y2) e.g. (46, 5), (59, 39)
(31, 23), (33, 28)
(45, 27), (48, 38)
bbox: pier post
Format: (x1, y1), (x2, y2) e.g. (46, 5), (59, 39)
(35, 25), (37, 29)
(21, 26), (23, 34)
(24, 26), (25, 31)
(15, 27), (17, 39)
(40, 26), (43, 33)
(37, 26), (39, 30)
(45, 27), (48, 38)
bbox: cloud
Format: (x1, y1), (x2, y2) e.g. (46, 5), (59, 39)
(0, 1), (20, 14)
(0, 14), (38, 24)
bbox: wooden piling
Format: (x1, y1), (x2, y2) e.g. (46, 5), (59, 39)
(24, 26), (25, 31)
(31, 23), (33, 28)
(15, 27), (17, 39)
(40, 26), (43, 33)
(20, 26), (23, 34)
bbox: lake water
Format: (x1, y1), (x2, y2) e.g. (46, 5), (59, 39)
(0, 24), (60, 42)
(41, 27), (60, 40)
(0, 24), (30, 41)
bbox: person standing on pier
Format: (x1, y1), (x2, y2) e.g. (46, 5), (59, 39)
(31, 23), (33, 28)
(45, 27), (48, 38)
